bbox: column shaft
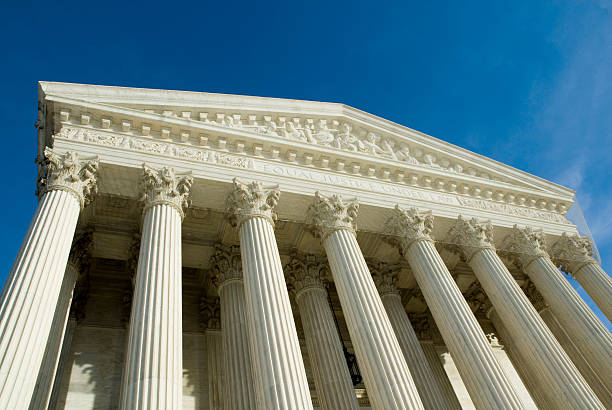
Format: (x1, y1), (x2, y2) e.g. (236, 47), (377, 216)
(239, 217), (312, 409)
(219, 281), (257, 409)
(574, 263), (612, 320)
(525, 257), (612, 392)
(538, 306), (612, 407)
(419, 341), (462, 410)
(406, 240), (523, 409)
(380, 292), (448, 409)
(296, 287), (359, 410)
(120, 204), (183, 409)
(206, 330), (224, 410)
(324, 229), (424, 409)
(48, 318), (77, 410)
(470, 249), (602, 408)
(29, 262), (79, 409)
(0, 190), (80, 409)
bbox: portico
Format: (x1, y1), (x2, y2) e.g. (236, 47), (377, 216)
(0, 82), (610, 409)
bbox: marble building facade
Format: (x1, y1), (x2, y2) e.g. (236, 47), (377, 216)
(0, 82), (611, 409)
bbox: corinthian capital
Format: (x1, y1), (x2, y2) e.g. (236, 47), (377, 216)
(446, 216), (495, 263)
(38, 148), (99, 208)
(67, 229), (94, 272)
(200, 296), (221, 330)
(284, 253), (327, 297)
(368, 259), (400, 296)
(140, 164), (193, 219)
(209, 243), (243, 289)
(226, 178), (280, 228)
(549, 233), (597, 275)
(383, 205), (434, 254)
(502, 225), (549, 270)
(306, 192), (359, 241)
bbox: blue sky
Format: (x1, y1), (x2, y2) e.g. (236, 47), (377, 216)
(1, 1), (610, 330)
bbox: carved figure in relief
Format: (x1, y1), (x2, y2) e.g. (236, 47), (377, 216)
(361, 132), (389, 157)
(312, 119), (334, 145)
(421, 153), (440, 168)
(258, 118), (278, 136)
(334, 122), (360, 151)
(283, 122), (307, 142)
(394, 143), (418, 164)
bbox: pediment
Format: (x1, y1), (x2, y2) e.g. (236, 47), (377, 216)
(38, 82), (575, 217)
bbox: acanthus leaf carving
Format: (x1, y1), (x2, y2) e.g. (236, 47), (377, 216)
(445, 216), (495, 263)
(209, 243), (243, 288)
(140, 164), (193, 219)
(549, 233), (597, 275)
(38, 148), (99, 208)
(225, 178), (280, 228)
(383, 205), (434, 255)
(284, 253), (328, 297)
(367, 259), (400, 296)
(200, 296), (221, 331)
(306, 192), (359, 241)
(502, 225), (549, 270)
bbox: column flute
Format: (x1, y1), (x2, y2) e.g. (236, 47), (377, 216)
(0, 148), (98, 410)
(369, 260), (451, 410)
(550, 232), (612, 320)
(384, 205), (523, 409)
(226, 178), (312, 410)
(120, 165), (192, 410)
(446, 216), (602, 408)
(285, 253), (360, 410)
(503, 225), (612, 394)
(307, 193), (424, 410)
(210, 244), (257, 409)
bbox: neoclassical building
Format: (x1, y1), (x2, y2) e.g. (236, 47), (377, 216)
(0, 82), (611, 409)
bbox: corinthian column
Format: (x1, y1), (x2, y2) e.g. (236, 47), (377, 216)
(29, 230), (93, 410)
(503, 225), (612, 393)
(524, 283), (612, 406)
(201, 296), (224, 410)
(0, 148), (98, 409)
(384, 206), (523, 409)
(226, 179), (312, 410)
(550, 233), (612, 320)
(120, 165), (192, 410)
(369, 261), (448, 410)
(307, 193), (424, 410)
(446, 216), (602, 408)
(285, 254), (359, 410)
(210, 243), (257, 409)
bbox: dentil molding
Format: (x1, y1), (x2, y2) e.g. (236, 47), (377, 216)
(53, 125), (573, 227)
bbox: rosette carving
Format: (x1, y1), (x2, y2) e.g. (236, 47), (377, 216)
(37, 148), (99, 208)
(446, 216), (495, 263)
(383, 205), (434, 254)
(226, 178), (280, 228)
(200, 296), (221, 330)
(549, 233), (597, 275)
(502, 225), (549, 270)
(209, 243), (243, 289)
(306, 192), (359, 240)
(285, 253), (327, 297)
(140, 164), (193, 219)
(367, 259), (400, 296)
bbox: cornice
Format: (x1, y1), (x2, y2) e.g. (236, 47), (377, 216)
(43, 92), (574, 206)
(51, 117), (574, 229)
(37, 82), (576, 199)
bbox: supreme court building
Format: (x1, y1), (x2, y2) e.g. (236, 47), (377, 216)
(0, 82), (611, 409)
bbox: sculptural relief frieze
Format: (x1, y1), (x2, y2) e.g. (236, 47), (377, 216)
(156, 110), (492, 181)
(54, 125), (571, 225)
